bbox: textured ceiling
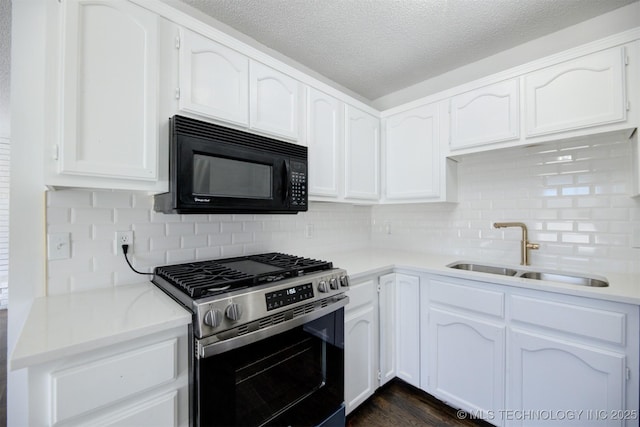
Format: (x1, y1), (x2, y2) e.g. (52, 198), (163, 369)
(180, 0), (637, 101)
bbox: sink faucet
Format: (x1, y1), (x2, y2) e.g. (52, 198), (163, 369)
(493, 222), (539, 266)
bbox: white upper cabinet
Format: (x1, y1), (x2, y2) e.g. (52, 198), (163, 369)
(384, 103), (441, 200)
(450, 78), (520, 150)
(344, 105), (380, 201)
(250, 61), (300, 140)
(524, 47), (627, 137)
(178, 28), (249, 126)
(306, 87), (342, 198)
(59, 0), (158, 183)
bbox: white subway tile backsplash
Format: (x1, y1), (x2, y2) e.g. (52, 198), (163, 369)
(372, 137), (640, 275)
(44, 137), (639, 293)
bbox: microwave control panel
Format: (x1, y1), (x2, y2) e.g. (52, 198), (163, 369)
(290, 161), (307, 208)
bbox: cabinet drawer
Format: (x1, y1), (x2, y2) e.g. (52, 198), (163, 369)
(511, 295), (626, 345)
(346, 279), (375, 312)
(52, 339), (177, 423)
(429, 279), (504, 318)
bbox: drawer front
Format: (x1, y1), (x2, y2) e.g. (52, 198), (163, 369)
(511, 295), (626, 345)
(346, 279), (375, 312)
(429, 279), (505, 318)
(52, 339), (177, 423)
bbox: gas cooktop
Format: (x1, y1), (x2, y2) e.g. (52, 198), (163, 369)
(154, 252), (333, 298)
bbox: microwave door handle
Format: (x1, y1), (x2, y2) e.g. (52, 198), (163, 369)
(282, 160), (290, 203)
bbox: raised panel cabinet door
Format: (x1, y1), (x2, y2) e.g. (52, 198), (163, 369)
(395, 274), (420, 388)
(60, 0), (158, 180)
(345, 105), (380, 200)
(379, 274), (397, 386)
(345, 306), (376, 415)
(450, 78), (519, 150)
(250, 61), (300, 140)
(524, 47), (627, 137)
(384, 103), (440, 200)
(428, 308), (505, 425)
(178, 28), (249, 126)
(508, 329), (626, 427)
(307, 87), (341, 197)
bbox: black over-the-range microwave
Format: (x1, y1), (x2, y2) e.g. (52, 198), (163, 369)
(154, 115), (308, 214)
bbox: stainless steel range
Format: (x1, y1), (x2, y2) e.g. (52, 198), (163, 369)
(152, 252), (349, 427)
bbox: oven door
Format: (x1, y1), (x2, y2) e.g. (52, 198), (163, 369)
(194, 308), (345, 427)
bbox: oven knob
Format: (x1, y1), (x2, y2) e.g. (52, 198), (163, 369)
(318, 280), (329, 293)
(329, 278), (339, 290)
(203, 309), (223, 328)
(225, 303), (243, 321)
(339, 275), (350, 287)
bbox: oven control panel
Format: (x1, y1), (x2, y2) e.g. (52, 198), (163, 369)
(265, 283), (314, 311)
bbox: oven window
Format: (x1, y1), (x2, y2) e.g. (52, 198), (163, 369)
(193, 154), (272, 199)
(196, 310), (344, 427)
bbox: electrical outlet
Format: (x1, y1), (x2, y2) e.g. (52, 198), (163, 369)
(305, 224), (314, 238)
(116, 231), (134, 254)
(384, 221), (392, 235)
(48, 232), (70, 260)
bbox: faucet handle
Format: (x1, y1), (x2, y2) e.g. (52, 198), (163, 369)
(527, 242), (540, 250)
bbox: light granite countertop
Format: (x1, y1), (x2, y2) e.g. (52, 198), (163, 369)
(10, 249), (639, 370)
(10, 282), (192, 370)
(310, 249), (640, 305)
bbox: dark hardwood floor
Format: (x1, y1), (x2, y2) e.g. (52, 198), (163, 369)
(347, 379), (493, 427)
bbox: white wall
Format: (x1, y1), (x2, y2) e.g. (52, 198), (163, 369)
(372, 1), (640, 110)
(9, 0), (49, 424)
(45, 199), (372, 294)
(0, 0), (10, 139)
(372, 135), (640, 275)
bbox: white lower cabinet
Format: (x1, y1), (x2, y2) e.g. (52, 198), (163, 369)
(378, 274), (397, 385)
(344, 279), (377, 415)
(27, 326), (189, 426)
(509, 329), (626, 427)
(425, 277), (506, 425)
(394, 273), (421, 387)
(428, 308), (505, 424)
(344, 269), (638, 425)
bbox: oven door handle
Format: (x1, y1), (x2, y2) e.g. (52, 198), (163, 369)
(197, 295), (349, 358)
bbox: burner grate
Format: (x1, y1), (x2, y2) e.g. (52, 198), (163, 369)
(154, 253), (332, 299)
(155, 261), (253, 298)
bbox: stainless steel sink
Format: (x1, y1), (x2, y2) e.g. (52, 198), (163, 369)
(447, 261), (609, 287)
(447, 262), (518, 276)
(517, 271), (609, 287)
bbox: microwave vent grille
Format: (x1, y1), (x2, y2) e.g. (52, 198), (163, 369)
(171, 115), (307, 158)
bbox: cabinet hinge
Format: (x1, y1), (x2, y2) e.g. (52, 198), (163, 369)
(377, 284), (381, 293)
(175, 88), (181, 100)
(175, 36), (181, 49)
(627, 101), (631, 111)
(626, 367), (631, 381)
(52, 144), (59, 161)
(377, 371), (382, 381)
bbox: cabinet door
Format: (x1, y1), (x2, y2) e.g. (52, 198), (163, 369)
(345, 306), (376, 415)
(378, 274), (397, 386)
(524, 47), (627, 137)
(429, 308), (505, 423)
(250, 61), (300, 140)
(344, 105), (380, 201)
(384, 103), (440, 200)
(307, 87), (341, 197)
(395, 274), (420, 387)
(178, 28), (249, 126)
(450, 79), (519, 150)
(509, 329), (626, 426)
(60, 0), (158, 181)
